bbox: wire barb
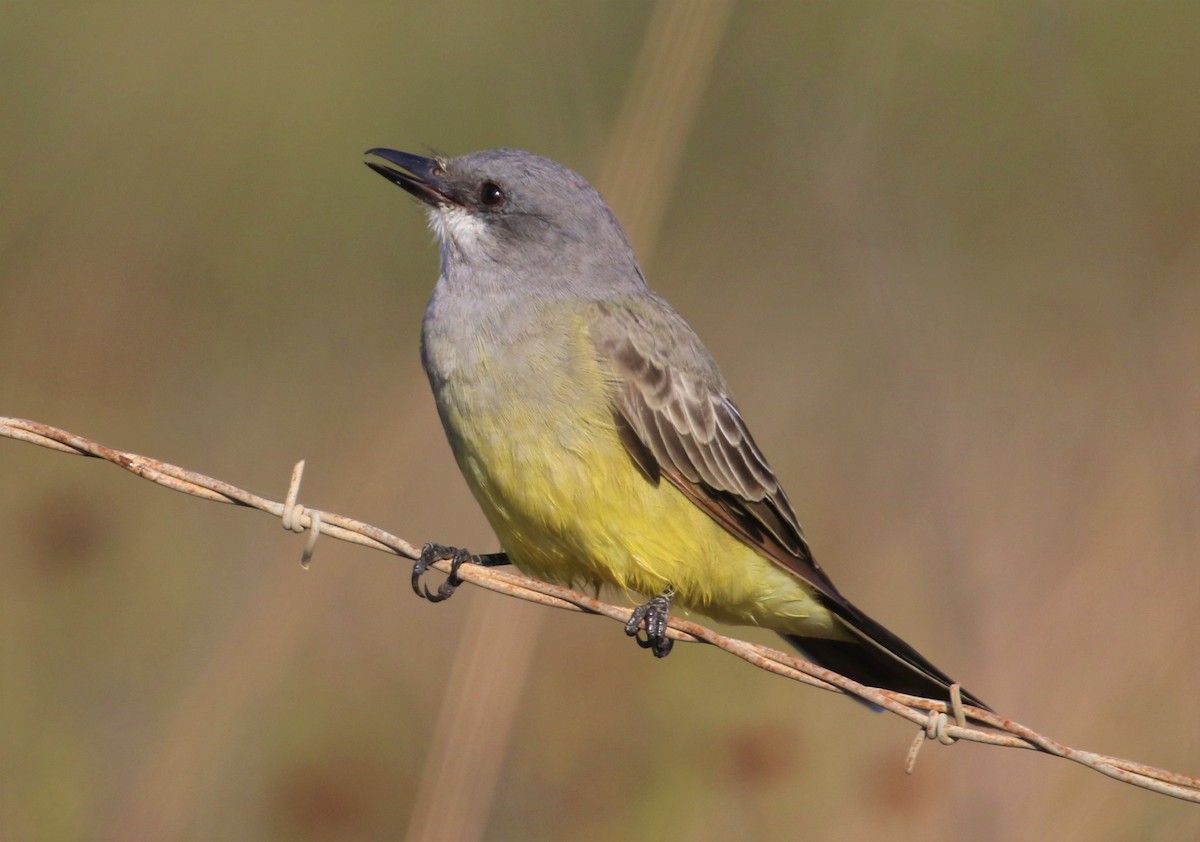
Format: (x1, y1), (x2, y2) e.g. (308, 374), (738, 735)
(2, 415), (1199, 803)
(904, 707), (956, 774)
(280, 459), (321, 568)
(949, 682), (966, 729)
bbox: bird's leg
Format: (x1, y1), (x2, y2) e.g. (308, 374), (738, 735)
(412, 543), (510, 603)
(624, 586), (676, 658)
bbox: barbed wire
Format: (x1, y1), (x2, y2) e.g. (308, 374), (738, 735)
(3, 415), (1197, 802)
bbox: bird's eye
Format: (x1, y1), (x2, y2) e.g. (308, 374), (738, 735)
(479, 181), (506, 207)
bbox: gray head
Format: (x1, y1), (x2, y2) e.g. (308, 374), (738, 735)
(365, 147), (646, 297)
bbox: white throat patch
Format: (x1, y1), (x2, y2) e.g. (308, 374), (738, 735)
(429, 206), (489, 252)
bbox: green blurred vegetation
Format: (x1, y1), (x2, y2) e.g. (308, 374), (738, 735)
(2, 2), (1199, 840)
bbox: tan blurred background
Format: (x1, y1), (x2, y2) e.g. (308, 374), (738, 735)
(3, 2), (1199, 840)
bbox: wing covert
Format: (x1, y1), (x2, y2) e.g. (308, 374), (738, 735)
(590, 300), (840, 594)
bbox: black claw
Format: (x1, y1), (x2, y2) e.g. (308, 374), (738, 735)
(413, 543), (471, 602)
(413, 545), (512, 603)
(624, 588), (675, 658)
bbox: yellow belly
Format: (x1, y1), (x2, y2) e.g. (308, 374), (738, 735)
(431, 315), (839, 638)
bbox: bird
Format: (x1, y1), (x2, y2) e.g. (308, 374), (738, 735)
(365, 146), (988, 712)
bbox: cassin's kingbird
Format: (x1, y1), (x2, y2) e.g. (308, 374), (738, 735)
(366, 147), (987, 711)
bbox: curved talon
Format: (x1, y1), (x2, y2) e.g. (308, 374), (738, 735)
(412, 546), (513, 604)
(624, 588), (676, 658)
(413, 543), (474, 603)
(424, 573), (461, 603)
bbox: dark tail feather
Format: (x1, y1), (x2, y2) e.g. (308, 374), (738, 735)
(780, 608), (990, 714)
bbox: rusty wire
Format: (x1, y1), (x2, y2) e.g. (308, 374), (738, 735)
(3, 415), (1198, 803)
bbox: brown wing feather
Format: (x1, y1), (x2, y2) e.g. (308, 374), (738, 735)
(591, 300), (991, 711)
(593, 303), (840, 596)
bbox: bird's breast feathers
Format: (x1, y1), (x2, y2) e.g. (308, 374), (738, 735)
(422, 301), (831, 632)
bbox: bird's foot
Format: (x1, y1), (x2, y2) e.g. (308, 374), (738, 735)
(412, 544), (509, 603)
(624, 587), (676, 658)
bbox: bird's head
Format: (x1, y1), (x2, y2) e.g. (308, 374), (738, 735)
(365, 147), (641, 292)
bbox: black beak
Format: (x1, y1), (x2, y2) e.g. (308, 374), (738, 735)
(364, 148), (454, 206)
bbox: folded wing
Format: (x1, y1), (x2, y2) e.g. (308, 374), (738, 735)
(589, 298), (989, 710)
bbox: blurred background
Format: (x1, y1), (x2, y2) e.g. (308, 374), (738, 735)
(3, 2), (1199, 840)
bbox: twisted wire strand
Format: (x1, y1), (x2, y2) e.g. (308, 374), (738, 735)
(3, 415), (1197, 802)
